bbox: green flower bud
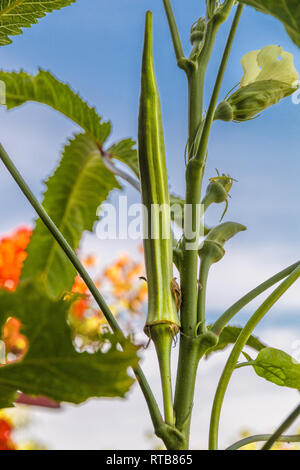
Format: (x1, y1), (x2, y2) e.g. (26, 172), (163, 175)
(202, 171), (236, 220)
(190, 17), (206, 45)
(214, 45), (299, 123)
(199, 222), (246, 264)
(199, 240), (225, 264)
(215, 80), (297, 122)
(213, 100), (234, 122)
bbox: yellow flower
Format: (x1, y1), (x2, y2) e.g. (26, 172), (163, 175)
(240, 45), (299, 88)
(214, 45), (299, 122)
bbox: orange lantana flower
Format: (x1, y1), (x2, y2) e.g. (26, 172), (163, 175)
(0, 227), (32, 291)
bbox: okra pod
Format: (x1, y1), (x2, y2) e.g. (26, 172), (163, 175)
(138, 11), (180, 337)
(138, 11), (180, 426)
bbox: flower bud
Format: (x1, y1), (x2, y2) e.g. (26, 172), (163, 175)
(202, 172), (235, 220)
(190, 17), (206, 46)
(199, 222), (246, 264)
(214, 45), (299, 123)
(213, 101), (234, 122)
(215, 80), (296, 122)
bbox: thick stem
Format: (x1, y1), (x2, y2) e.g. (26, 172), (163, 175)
(261, 403), (300, 450)
(226, 434), (300, 451)
(209, 264), (300, 450)
(174, 3), (239, 448)
(0, 143), (163, 437)
(174, 336), (202, 438)
(151, 324), (175, 426)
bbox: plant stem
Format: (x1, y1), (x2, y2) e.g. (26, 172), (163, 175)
(234, 361), (255, 369)
(102, 154), (140, 192)
(151, 325), (175, 426)
(195, 3), (243, 161)
(226, 434), (300, 451)
(0, 143), (163, 436)
(197, 257), (212, 331)
(174, 336), (203, 438)
(162, 0), (185, 64)
(209, 264), (300, 450)
(261, 403), (300, 450)
(173, 1), (238, 448)
(211, 260), (300, 336)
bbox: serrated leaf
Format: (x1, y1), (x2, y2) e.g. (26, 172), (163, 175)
(0, 69), (111, 144)
(252, 347), (300, 389)
(0, 285), (138, 405)
(0, 0), (75, 46)
(205, 325), (266, 358)
(239, 1), (300, 47)
(21, 133), (121, 298)
(108, 139), (139, 178)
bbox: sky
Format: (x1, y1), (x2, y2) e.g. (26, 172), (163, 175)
(0, 0), (300, 449)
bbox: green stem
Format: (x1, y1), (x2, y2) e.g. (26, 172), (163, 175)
(195, 3), (243, 161)
(209, 264), (300, 450)
(235, 361), (255, 369)
(0, 143), (163, 436)
(174, 336), (203, 438)
(151, 325), (175, 426)
(197, 257), (212, 331)
(226, 434), (300, 451)
(261, 403), (300, 450)
(173, 2), (238, 449)
(162, 0), (186, 65)
(188, 3), (237, 160)
(211, 260), (300, 336)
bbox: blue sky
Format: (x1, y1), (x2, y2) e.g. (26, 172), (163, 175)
(0, 0), (299, 306)
(0, 0), (299, 308)
(0, 1), (300, 450)
(0, 0), (299, 242)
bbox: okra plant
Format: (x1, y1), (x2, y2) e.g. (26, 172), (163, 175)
(0, 0), (300, 451)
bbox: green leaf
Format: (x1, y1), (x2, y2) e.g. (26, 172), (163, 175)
(0, 0), (75, 46)
(0, 69), (111, 144)
(0, 288), (13, 332)
(239, 1), (300, 47)
(206, 325), (266, 358)
(108, 139), (139, 178)
(0, 285), (138, 405)
(252, 347), (300, 389)
(21, 133), (121, 298)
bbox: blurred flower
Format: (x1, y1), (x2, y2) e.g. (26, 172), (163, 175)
(0, 227), (32, 291)
(0, 418), (16, 450)
(0, 408), (45, 450)
(3, 317), (28, 360)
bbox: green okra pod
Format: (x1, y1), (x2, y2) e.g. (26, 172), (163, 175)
(138, 11), (180, 337)
(138, 11), (180, 427)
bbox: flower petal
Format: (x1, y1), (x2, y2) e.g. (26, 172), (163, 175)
(256, 45), (299, 86)
(240, 50), (260, 87)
